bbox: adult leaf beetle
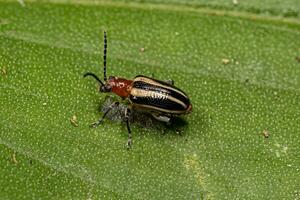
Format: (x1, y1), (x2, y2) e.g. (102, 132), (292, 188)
(84, 31), (192, 147)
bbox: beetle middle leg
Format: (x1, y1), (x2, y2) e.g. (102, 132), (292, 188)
(125, 106), (132, 148)
(90, 101), (119, 128)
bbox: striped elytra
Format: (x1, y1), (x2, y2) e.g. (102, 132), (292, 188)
(129, 75), (191, 114)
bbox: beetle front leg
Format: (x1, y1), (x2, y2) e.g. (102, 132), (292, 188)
(125, 106), (132, 148)
(90, 101), (119, 128)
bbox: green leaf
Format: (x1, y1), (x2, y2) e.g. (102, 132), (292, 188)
(1, 1), (300, 199)
(109, 0), (300, 18)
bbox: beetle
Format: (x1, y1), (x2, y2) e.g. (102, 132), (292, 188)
(84, 31), (192, 147)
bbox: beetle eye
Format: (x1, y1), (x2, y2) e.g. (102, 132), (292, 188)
(100, 85), (111, 93)
(106, 85), (112, 91)
(99, 86), (105, 92)
(109, 76), (115, 80)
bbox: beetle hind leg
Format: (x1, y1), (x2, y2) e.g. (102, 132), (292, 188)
(90, 101), (119, 128)
(164, 79), (174, 85)
(151, 113), (172, 125)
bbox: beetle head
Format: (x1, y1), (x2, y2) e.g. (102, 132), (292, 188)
(99, 84), (111, 93)
(100, 76), (116, 92)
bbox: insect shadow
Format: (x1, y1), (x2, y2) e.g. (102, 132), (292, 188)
(99, 96), (189, 137)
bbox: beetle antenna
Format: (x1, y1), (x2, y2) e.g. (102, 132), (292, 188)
(103, 31), (107, 82)
(84, 72), (105, 86)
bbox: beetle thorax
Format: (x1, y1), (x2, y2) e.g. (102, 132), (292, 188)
(107, 76), (133, 98)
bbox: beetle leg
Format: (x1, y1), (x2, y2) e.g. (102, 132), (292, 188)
(90, 101), (119, 128)
(125, 107), (132, 148)
(151, 113), (171, 124)
(164, 79), (174, 85)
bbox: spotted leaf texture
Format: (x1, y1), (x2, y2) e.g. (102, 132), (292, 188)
(0, 0), (300, 199)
